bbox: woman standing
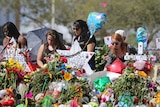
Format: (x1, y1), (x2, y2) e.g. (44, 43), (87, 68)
(73, 20), (96, 70)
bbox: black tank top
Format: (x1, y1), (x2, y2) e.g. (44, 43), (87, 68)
(42, 48), (54, 64)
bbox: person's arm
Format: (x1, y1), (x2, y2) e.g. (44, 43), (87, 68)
(86, 35), (96, 52)
(87, 42), (95, 52)
(37, 44), (44, 67)
(18, 35), (27, 48)
(3, 36), (11, 47)
(103, 51), (114, 71)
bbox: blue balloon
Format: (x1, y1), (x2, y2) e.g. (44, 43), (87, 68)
(87, 12), (107, 38)
(136, 27), (148, 49)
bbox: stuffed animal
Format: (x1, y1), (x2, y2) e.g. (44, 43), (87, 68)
(0, 89), (15, 106)
(101, 88), (114, 103)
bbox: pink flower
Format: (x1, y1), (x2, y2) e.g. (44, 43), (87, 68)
(25, 92), (33, 99)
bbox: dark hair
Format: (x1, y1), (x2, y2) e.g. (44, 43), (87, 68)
(42, 29), (66, 56)
(3, 21), (20, 41)
(73, 20), (90, 41)
(73, 20), (89, 33)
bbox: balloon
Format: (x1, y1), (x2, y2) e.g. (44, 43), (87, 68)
(118, 93), (133, 107)
(94, 76), (111, 92)
(136, 27), (148, 49)
(102, 2), (107, 8)
(87, 12), (107, 38)
(134, 60), (146, 70)
(134, 60), (152, 71)
(106, 58), (126, 74)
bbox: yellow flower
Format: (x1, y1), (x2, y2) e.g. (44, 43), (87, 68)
(155, 92), (160, 104)
(8, 58), (15, 67)
(138, 71), (147, 78)
(66, 65), (72, 69)
(129, 73), (135, 78)
(64, 72), (72, 81)
(48, 72), (52, 79)
(53, 103), (59, 107)
(8, 58), (15, 63)
(77, 92), (83, 98)
(16, 62), (23, 70)
(42, 64), (48, 69)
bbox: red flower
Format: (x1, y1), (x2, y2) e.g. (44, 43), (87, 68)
(61, 70), (65, 75)
(76, 70), (84, 76)
(12, 67), (20, 72)
(134, 97), (139, 104)
(76, 87), (81, 92)
(60, 56), (68, 63)
(143, 98), (147, 104)
(1, 99), (14, 106)
(42, 69), (49, 74)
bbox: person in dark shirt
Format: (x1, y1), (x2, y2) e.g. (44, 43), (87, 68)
(73, 20), (96, 70)
(37, 29), (66, 67)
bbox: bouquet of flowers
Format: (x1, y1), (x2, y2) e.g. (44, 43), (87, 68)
(0, 58), (25, 90)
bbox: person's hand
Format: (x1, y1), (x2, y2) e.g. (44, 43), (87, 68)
(103, 66), (107, 71)
(102, 55), (108, 60)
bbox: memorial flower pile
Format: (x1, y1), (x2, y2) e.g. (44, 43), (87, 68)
(19, 54), (91, 106)
(0, 52), (160, 106)
(103, 65), (158, 106)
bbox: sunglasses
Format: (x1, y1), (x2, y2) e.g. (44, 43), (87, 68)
(111, 42), (119, 45)
(73, 27), (79, 31)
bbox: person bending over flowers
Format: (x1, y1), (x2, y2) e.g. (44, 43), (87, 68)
(37, 29), (66, 67)
(104, 33), (129, 70)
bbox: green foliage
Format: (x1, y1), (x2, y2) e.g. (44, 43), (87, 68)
(95, 45), (110, 71)
(126, 33), (138, 47)
(0, 0), (160, 44)
(0, 62), (17, 90)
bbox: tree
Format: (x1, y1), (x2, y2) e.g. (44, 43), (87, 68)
(0, 0), (160, 45)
